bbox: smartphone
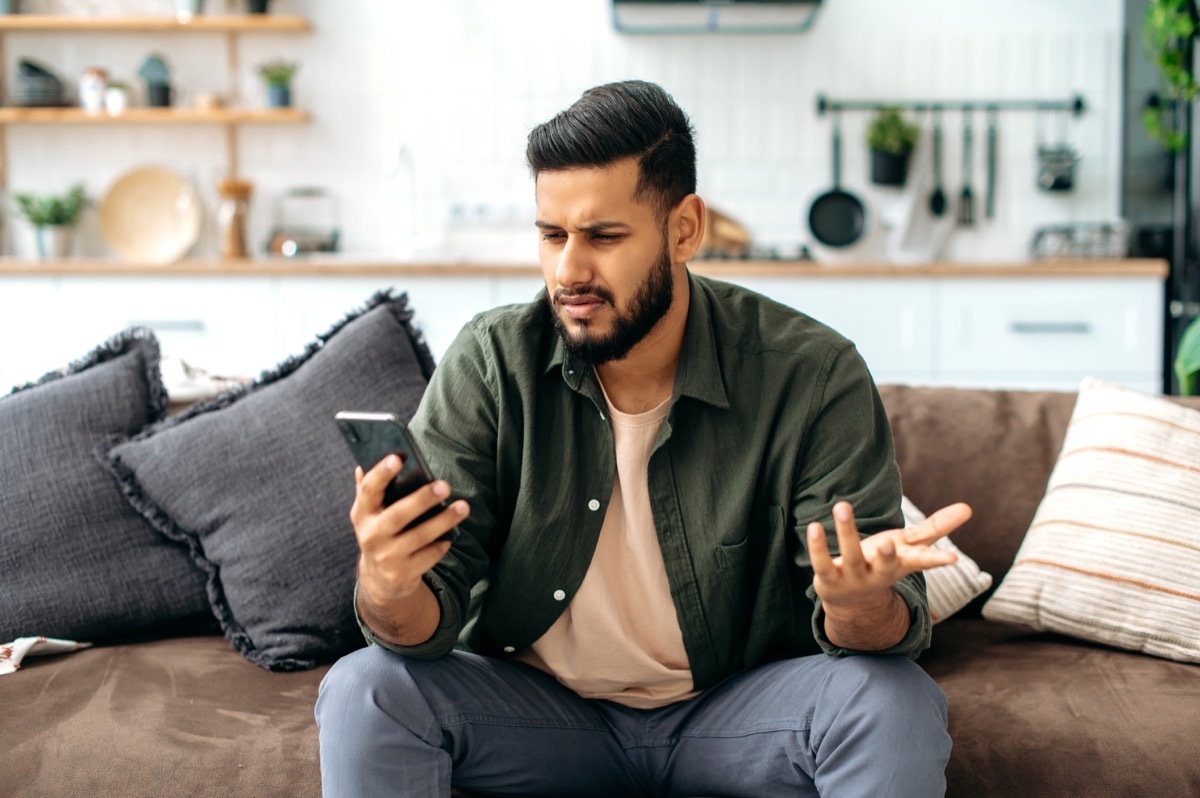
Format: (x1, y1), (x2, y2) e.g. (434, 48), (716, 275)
(335, 411), (458, 539)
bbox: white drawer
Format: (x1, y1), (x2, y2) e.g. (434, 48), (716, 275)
(723, 276), (936, 385)
(55, 277), (277, 378)
(936, 278), (1163, 381)
(277, 277), (497, 364)
(0, 277), (68, 391)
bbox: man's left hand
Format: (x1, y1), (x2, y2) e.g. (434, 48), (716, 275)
(807, 500), (973, 649)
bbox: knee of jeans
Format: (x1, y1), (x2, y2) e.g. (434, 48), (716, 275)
(824, 656), (947, 722)
(316, 645), (417, 726)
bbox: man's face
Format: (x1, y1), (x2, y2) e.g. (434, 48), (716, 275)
(535, 158), (677, 365)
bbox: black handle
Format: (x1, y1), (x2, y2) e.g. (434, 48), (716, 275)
(831, 110), (842, 187)
(933, 108), (943, 185)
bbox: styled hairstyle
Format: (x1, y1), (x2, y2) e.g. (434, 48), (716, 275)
(526, 80), (697, 219)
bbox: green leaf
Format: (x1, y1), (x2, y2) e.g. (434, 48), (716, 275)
(1175, 315), (1200, 396)
(11, 183), (87, 226)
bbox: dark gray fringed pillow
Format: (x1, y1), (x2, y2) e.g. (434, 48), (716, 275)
(106, 291), (435, 670)
(0, 328), (213, 642)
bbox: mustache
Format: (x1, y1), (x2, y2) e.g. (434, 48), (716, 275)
(553, 285), (616, 306)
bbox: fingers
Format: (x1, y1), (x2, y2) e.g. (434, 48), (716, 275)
(832, 501), (866, 571)
(904, 502), (973, 545)
(807, 521), (835, 576)
(379, 481), (469, 543)
(356, 454), (402, 513)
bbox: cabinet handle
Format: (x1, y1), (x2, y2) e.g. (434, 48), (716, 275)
(128, 319), (208, 333)
(1009, 321), (1091, 335)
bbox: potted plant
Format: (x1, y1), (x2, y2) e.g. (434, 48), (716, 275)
(12, 183), (87, 259)
(258, 59), (299, 108)
(1142, 0), (1196, 152)
(1176, 314), (1200, 395)
(247, 0), (270, 13)
(866, 106), (921, 186)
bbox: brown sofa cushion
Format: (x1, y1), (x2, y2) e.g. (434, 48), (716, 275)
(926, 618), (1200, 797)
(0, 636), (325, 798)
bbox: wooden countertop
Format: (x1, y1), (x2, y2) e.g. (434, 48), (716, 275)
(0, 256), (1169, 279)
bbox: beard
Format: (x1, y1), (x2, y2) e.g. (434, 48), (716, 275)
(549, 239), (675, 366)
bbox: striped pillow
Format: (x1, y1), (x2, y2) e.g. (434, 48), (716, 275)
(982, 377), (1200, 663)
(902, 496), (993, 624)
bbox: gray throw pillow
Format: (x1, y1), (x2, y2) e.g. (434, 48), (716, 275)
(0, 329), (213, 642)
(106, 292), (435, 670)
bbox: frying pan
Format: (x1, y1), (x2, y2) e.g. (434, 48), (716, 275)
(808, 111), (865, 248)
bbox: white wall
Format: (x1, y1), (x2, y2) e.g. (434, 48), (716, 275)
(3, 0), (1126, 264)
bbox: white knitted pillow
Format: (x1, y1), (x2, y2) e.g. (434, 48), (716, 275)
(902, 496), (993, 624)
(982, 378), (1200, 663)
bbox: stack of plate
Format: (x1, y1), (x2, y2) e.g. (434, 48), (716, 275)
(15, 59), (67, 107)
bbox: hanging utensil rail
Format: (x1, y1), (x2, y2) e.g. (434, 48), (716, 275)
(816, 94), (1085, 117)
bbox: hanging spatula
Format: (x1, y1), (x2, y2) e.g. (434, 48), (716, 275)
(929, 108), (947, 217)
(985, 107), (998, 220)
(958, 108), (974, 226)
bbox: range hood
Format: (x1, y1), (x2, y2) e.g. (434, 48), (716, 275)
(612, 0), (822, 34)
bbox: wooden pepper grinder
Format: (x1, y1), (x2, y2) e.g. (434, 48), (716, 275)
(217, 178), (253, 259)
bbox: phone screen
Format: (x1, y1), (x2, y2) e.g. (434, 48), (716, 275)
(335, 411), (457, 538)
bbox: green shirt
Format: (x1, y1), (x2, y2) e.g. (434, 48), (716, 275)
(361, 271), (929, 690)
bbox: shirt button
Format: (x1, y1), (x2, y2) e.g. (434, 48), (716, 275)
(587, 499), (600, 511)
(553, 589), (566, 601)
(502, 646), (515, 653)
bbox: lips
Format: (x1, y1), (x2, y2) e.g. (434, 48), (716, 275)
(557, 293), (607, 320)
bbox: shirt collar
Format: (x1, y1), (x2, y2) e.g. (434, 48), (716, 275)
(543, 270), (731, 410)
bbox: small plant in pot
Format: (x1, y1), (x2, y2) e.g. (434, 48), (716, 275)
(13, 183), (87, 259)
(258, 58), (299, 108)
(866, 106), (921, 187)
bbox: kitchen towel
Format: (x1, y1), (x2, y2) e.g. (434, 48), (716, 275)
(881, 123), (957, 264)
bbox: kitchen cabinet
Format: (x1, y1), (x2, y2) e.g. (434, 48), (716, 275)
(936, 279), (1162, 392)
(0, 259), (1167, 395)
(724, 276), (935, 386)
(0, 13), (311, 190)
(55, 276), (277, 379)
(274, 277), (543, 366)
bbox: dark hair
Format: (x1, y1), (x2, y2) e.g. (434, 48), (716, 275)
(526, 80), (696, 219)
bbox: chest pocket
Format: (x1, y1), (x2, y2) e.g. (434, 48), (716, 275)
(713, 505), (793, 663)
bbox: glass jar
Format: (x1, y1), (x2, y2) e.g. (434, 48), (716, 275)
(216, 178), (254, 259)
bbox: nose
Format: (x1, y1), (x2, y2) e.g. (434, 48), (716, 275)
(554, 235), (593, 289)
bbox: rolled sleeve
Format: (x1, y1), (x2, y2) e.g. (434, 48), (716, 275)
(807, 572), (932, 659)
(355, 575), (463, 659)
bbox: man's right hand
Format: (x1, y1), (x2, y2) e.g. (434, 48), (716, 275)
(350, 455), (469, 645)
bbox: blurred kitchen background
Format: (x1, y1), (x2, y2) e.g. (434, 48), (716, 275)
(1, 0), (1130, 260)
(1, 0), (1196, 394)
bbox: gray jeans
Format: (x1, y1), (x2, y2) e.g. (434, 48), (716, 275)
(315, 646), (950, 797)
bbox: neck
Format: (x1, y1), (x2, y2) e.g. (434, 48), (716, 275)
(595, 269), (690, 414)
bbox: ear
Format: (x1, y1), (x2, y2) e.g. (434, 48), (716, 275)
(669, 194), (706, 264)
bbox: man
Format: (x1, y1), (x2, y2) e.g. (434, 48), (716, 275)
(316, 80), (971, 797)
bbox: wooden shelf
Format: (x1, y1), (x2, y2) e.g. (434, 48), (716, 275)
(0, 257), (1171, 280)
(0, 14), (310, 32)
(0, 106), (308, 124)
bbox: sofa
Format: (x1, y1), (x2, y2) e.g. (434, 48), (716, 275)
(3, 305), (1199, 796)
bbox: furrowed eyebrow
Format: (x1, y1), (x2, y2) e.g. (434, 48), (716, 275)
(534, 220), (629, 233)
(580, 221), (629, 234)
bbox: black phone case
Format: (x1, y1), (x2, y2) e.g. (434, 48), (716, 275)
(335, 414), (455, 536)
